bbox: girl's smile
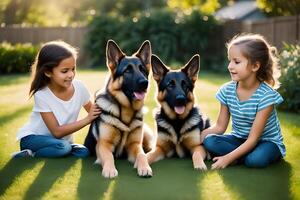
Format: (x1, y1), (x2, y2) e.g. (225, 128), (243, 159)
(47, 56), (76, 91)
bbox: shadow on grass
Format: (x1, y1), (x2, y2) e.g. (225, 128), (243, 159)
(0, 158), (40, 195)
(112, 158), (204, 200)
(77, 157), (111, 199)
(0, 105), (31, 126)
(219, 160), (292, 200)
(23, 158), (76, 200)
(77, 158), (205, 199)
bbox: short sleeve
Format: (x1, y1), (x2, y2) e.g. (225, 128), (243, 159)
(216, 83), (228, 105)
(33, 94), (51, 112)
(75, 80), (91, 106)
(257, 90), (283, 111)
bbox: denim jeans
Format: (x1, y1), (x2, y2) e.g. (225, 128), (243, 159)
(20, 135), (90, 158)
(203, 134), (282, 168)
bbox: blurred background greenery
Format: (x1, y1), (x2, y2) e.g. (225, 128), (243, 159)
(0, 0), (299, 112)
(1, 0), (299, 27)
(0, 2), (299, 199)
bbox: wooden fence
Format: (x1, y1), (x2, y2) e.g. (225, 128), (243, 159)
(0, 15), (299, 66)
(0, 26), (88, 65)
(223, 15), (300, 49)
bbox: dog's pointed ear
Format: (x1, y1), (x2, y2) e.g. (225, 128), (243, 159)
(106, 40), (125, 72)
(181, 54), (200, 83)
(135, 40), (151, 72)
(151, 54), (169, 82)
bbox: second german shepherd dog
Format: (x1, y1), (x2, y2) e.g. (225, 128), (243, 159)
(147, 54), (210, 170)
(84, 40), (154, 178)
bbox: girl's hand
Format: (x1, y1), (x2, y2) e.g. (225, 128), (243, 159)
(87, 104), (101, 122)
(211, 155), (232, 169)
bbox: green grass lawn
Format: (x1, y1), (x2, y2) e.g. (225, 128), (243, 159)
(0, 70), (299, 200)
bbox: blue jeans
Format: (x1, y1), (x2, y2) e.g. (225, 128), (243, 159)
(20, 135), (90, 158)
(203, 134), (282, 168)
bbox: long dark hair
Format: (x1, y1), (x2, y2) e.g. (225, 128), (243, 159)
(29, 41), (78, 97)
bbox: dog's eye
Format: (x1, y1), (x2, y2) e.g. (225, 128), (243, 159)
(125, 65), (133, 73)
(138, 64), (147, 75)
(182, 80), (188, 91)
(167, 80), (175, 88)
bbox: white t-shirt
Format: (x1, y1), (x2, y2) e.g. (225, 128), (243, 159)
(17, 79), (90, 142)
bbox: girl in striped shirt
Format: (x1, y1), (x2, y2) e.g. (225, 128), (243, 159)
(201, 34), (285, 169)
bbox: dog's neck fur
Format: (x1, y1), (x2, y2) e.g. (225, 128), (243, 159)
(95, 85), (144, 132)
(158, 106), (195, 134)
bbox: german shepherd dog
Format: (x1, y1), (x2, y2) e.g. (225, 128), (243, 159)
(147, 54), (210, 170)
(84, 40), (154, 178)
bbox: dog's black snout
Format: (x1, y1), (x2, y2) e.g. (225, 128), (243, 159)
(175, 95), (186, 105)
(138, 79), (148, 90)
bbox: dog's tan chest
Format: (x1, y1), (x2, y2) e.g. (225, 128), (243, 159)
(121, 107), (134, 124)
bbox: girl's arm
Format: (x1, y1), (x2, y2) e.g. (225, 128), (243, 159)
(200, 103), (230, 143)
(40, 101), (101, 138)
(83, 101), (92, 112)
(211, 105), (273, 169)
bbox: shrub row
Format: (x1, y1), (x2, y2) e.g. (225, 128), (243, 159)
(278, 43), (300, 113)
(0, 42), (39, 74)
(85, 9), (226, 71)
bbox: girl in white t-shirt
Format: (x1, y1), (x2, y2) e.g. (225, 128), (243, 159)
(13, 41), (101, 158)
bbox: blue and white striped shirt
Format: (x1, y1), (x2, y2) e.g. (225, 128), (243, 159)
(216, 81), (286, 156)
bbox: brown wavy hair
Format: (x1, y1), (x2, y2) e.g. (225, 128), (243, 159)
(227, 33), (281, 89)
(29, 40), (78, 97)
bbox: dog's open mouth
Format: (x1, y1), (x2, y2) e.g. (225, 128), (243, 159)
(174, 106), (185, 114)
(133, 91), (146, 100)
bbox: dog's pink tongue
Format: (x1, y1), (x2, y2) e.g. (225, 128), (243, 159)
(134, 92), (145, 100)
(175, 106), (185, 114)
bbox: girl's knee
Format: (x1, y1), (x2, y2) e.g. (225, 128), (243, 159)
(244, 153), (269, 168)
(56, 140), (72, 156)
(244, 142), (281, 168)
(203, 135), (218, 152)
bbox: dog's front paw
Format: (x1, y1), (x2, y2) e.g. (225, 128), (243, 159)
(136, 153), (153, 177)
(193, 160), (208, 170)
(102, 164), (118, 178)
(138, 164), (152, 177)
(192, 152), (207, 171)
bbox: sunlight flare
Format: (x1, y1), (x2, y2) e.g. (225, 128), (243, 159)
(199, 171), (242, 200)
(102, 180), (116, 200)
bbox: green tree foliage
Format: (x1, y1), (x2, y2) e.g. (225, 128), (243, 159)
(85, 9), (224, 71)
(67, 0), (166, 24)
(0, 0), (10, 22)
(257, 0), (300, 16)
(167, 0), (220, 15)
(3, 0), (31, 25)
(0, 0), (229, 26)
(0, 0), (166, 26)
(2, 0), (78, 26)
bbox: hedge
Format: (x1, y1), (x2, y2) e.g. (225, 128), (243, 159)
(0, 42), (39, 74)
(85, 9), (225, 72)
(278, 43), (300, 113)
